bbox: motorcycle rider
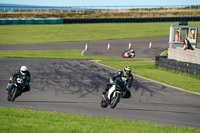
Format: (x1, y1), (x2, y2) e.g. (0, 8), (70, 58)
(7, 66), (31, 94)
(130, 50), (135, 57)
(102, 66), (133, 99)
(130, 50), (135, 54)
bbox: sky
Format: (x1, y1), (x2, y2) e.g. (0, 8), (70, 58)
(1, 0), (200, 7)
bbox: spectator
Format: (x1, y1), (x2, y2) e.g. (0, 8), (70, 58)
(183, 38), (194, 50)
(175, 30), (180, 42)
(189, 29), (195, 39)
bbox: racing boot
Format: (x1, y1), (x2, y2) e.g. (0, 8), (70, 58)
(101, 86), (109, 99)
(101, 91), (110, 103)
(101, 91), (106, 100)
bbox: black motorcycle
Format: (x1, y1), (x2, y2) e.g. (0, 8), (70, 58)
(7, 75), (25, 102)
(101, 77), (127, 109)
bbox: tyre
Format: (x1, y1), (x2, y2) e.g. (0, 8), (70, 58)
(100, 99), (108, 108)
(7, 94), (11, 101)
(10, 87), (18, 102)
(7, 88), (13, 101)
(110, 93), (120, 109)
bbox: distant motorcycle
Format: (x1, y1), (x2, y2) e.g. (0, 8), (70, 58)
(7, 75), (25, 102)
(101, 77), (128, 109)
(122, 50), (135, 58)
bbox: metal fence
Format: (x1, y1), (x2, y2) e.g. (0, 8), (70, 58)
(63, 17), (200, 23)
(0, 5), (200, 12)
(1, 16), (200, 25)
(155, 56), (200, 76)
(0, 18), (63, 25)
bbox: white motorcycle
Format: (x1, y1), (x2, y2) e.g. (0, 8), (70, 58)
(101, 77), (127, 109)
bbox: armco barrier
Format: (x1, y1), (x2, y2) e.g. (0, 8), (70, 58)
(63, 16), (200, 24)
(0, 18), (63, 25)
(1, 17), (200, 25)
(155, 56), (200, 76)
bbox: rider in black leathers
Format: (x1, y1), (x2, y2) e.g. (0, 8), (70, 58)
(7, 66), (31, 94)
(102, 66), (133, 99)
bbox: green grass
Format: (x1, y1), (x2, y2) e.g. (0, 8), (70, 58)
(0, 49), (200, 93)
(0, 22), (200, 44)
(197, 43), (200, 48)
(0, 49), (84, 59)
(160, 50), (168, 56)
(0, 106), (199, 133)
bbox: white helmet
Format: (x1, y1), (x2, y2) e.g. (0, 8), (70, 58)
(20, 66), (28, 75)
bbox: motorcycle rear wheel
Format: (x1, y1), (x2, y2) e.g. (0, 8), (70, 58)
(100, 99), (108, 108)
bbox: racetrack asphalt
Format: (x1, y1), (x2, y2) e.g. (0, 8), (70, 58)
(0, 36), (200, 128)
(0, 36), (169, 58)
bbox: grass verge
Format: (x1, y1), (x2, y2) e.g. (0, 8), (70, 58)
(197, 43), (200, 48)
(0, 49), (200, 93)
(1, 7), (200, 18)
(0, 22), (200, 44)
(0, 106), (199, 133)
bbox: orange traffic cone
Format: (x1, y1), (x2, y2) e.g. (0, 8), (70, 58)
(128, 42), (131, 49)
(85, 44), (88, 50)
(107, 43), (110, 50)
(149, 41), (152, 48)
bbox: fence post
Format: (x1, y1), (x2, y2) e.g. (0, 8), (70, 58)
(155, 56), (160, 66)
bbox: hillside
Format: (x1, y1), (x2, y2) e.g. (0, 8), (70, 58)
(0, 5), (200, 18)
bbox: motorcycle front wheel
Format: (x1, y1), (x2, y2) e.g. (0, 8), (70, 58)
(10, 87), (18, 102)
(7, 87), (15, 101)
(110, 93), (120, 109)
(7, 92), (11, 101)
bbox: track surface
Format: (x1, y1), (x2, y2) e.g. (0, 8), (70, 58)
(0, 36), (169, 58)
(0, 36), (200, 128)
